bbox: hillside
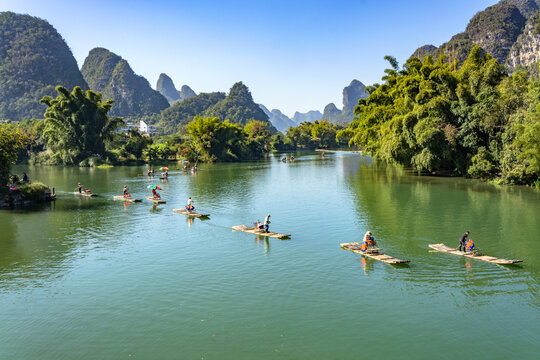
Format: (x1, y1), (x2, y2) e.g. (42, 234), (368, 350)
(507, 12), (540, 73)
(81, 47), (169, 117)
(0, 12), (88, 121)
(413, 0), (540, 72)
(158, 92), (226, 134)
(203, 82), (271, 126)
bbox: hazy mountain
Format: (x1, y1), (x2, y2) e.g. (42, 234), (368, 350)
(81, 47), (169, 117)
(322, 103), (342, 123)
(178, 85), (196, 101)
(156, 73), (180, 103)
(292, 110), (323, 124)
(343, 80), (368, 113)
(0, 12), (88, 121)
(258, 104), (296, 132)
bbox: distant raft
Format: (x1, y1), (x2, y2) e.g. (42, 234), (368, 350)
(173, 208), (210, 218)
(429, 243), (522, 265)
(341, 242), (410, 264)
(232, 225), (290, 239)
(146, 196), (166, 204)
(74, 192), (97, 197)
(113, 196), (142, 202)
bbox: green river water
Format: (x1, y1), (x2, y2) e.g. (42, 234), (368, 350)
(1, 152), (539, 359)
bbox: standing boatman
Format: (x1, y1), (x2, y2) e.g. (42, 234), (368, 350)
(458, 231), (470, 252)
(264, 214), (271, 233)
(186, 197), (195, 211)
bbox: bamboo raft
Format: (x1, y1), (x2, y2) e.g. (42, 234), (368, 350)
(341, 242), (410, 264)
(232, 225), (290, 239)
(173, 208), (210, 218)
(113, 196), (142, 202)
(146, 196), (166, 204)
(74, 192), (97, 197)
(429, 243), (522, 265)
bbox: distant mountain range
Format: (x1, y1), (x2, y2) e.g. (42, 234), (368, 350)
(1, 0), (538, 128)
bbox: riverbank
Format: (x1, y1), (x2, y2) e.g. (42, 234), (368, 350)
(1, 182), (55, 208)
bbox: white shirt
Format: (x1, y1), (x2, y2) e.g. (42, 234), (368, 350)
(264, 215), (271, 225)
(187, 198), (193, 206)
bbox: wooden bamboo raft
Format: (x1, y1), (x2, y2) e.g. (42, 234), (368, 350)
(113, 196), (142, 202)
(173, 208), (210, 217)
(232, 225), (290, 239)
(429, 243), (522, 265)
(74, 192), (97, 197)
(341, 242), (410, 264)
(146, 196), (166, 204)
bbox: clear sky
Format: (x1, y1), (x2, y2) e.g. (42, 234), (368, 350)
(1, 0), (499, 117)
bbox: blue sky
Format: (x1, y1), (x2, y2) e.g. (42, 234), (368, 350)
(1, 0), (498, 116)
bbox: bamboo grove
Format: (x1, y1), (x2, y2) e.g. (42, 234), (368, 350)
(338, 46), (539, 185)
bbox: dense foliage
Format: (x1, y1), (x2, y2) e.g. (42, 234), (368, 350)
(37, 86), (124, 165)
(81, 47), (169, 117)
(185, 116), (271, 162)
(0, 12), (87, 121)
(284, 120), (348, 150)
(0, 124), (29, 189)
(157, 82), (273, 135)
(203, 82), (270, 126)
(157, 92), (226, 134)
(339, 47), (540, 185)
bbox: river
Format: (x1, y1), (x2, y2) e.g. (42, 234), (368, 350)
(1, 152), (539, 359)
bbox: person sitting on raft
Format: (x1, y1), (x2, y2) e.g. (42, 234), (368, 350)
(264, 214), (271, 233)
(360, 231), (377, 252)
(123, 185), (129, 197)
(152, 188), (160, 199)
(186, 197), (195, 211)
(147, 169), (152, 176)
(458, 231), (470, 252)
(465, 238), (475, 252)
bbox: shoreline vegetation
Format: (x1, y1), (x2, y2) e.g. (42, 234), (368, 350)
(0, 48), (538, 192)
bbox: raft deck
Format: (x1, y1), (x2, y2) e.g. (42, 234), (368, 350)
(173, 208), (210, 218)
(74, 192), (97, 197)
(232, 225), (290, 239)
(146, 196), (166, 204)
(429, 243), (522, 265)
(341, 242), (410, 264)
(113, 196), (142, 202)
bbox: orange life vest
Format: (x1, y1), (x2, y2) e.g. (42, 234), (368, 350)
(360, 242), (368, 252)
(466, 239), (474, 250)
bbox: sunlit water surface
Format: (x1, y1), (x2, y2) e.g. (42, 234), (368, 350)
(1, 152), (539, 359)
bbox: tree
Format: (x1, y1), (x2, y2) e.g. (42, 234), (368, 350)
(39, 86), (124, 165)
(0, 125), (29, 190)
(123, 128), (151, 160)
(186, 116), (246, 162)
(244, 120), (272, 152)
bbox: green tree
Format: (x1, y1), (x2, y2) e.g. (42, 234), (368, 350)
(0, 125), (29, 190)
(39, 86), (124, 165)
(123, 128), (151, 160)
(186, 116), (246, 162)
